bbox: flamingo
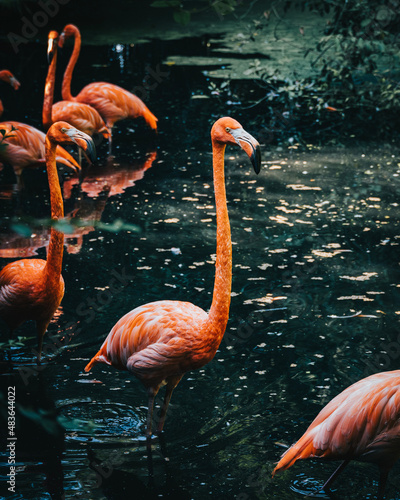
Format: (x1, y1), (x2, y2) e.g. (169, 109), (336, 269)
(85, 117), (261, 445)
(58, 24), (158, 152)
(43, 31), (111, 142)
(0, 121), (95, 362)
(0, 121), (81, 180)
(273, 370), (400, 499)
(0, 70), (20, 118)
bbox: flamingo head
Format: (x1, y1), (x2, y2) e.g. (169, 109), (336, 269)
(48, 121), (96, 163)
(0, 70), (20, 90)
(58, 24), (79, 48)
(47, 30), (58, 63)
(211, 117), (261, 174)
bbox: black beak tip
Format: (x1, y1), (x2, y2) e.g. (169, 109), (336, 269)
(87, 140), (97, 164)
(251, 145), (261, 175)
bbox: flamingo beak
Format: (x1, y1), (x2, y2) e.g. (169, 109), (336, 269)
(64, 128), (97, 163)
(230, 128), (261, 174)
(9, 77), (20, 90)
(58, 32), (65, 49)
(47, 37), (56, 64)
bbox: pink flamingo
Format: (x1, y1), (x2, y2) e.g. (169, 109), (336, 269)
(273, 370), (400, 500)
(85, 117), (261, 445)
(43, 31), (110, 142)
(58, 24), (158, 152)
(0, 121), (95, 362)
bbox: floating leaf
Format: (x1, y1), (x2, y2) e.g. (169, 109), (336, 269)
(11, 223), (32, 237)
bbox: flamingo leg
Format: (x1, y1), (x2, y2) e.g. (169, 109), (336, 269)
(107, 129), (112, 155)
(156, 386), (174, 435)
(146, 390), (156, 453)
(320, 460), (350, 492)
(156, 375), (182, 435)
(36, 321), (48, 365)
(377, 467), (389, 500)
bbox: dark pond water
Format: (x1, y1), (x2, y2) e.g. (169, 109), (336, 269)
(1, 34), (400, 500)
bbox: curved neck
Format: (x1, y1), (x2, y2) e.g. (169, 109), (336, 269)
(204, 141), (232, 344)
(62, 30), (80, 101)
(43, 48), (57, 130)
(44, 136), (64, 285)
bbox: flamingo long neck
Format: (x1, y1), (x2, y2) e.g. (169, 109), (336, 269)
(43, 46), (57, 130)
(61, 29), (80, 102)
(44, 136), (64, 287)
(204, 141), (232, 346)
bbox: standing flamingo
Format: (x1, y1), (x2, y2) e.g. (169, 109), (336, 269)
(0, 70), (20, 118)
(273, 370), (400, 499)
(43, 31), (110, 142)
(0, 121), (81, 180)
(58, 24), (158, 152)
(85, 117), (261, 445)
(0, 121), (95, 362)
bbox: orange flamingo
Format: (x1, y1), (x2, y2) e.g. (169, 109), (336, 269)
(0, 70), (20, 118)
(0, 121), (95, 362)
(43, 31), (110, 142)
(273, 370), (400, 499)
(85, 117), (261, 444)
(58, 24), (158, 152)
(0, 121), (81, 180)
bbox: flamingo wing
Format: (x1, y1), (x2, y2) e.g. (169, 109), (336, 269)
(274, 371), (400, 473)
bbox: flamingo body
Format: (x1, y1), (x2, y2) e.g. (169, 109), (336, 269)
(74, 82), (158, 130)
(0, 121), (95, 361)
(0, 259), (64, 332)
(273, 370), (400, 498)
(0, 121), (80, 176)
(86, 300), (210, 386)
(85, 117), (261, 441)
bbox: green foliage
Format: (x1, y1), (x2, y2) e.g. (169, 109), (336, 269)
(288, 0), (400, 114)
(0, 336), (32, 349)
(216, 0), (400, 142)
(9, 216), (141, 237)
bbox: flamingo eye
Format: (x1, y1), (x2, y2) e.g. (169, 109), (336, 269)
(226, 127), (231, 133)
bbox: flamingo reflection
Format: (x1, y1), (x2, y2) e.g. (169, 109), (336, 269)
(0, 151), (157, 257)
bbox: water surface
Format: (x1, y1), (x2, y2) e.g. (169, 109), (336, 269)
(0, 35), (400, 500)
